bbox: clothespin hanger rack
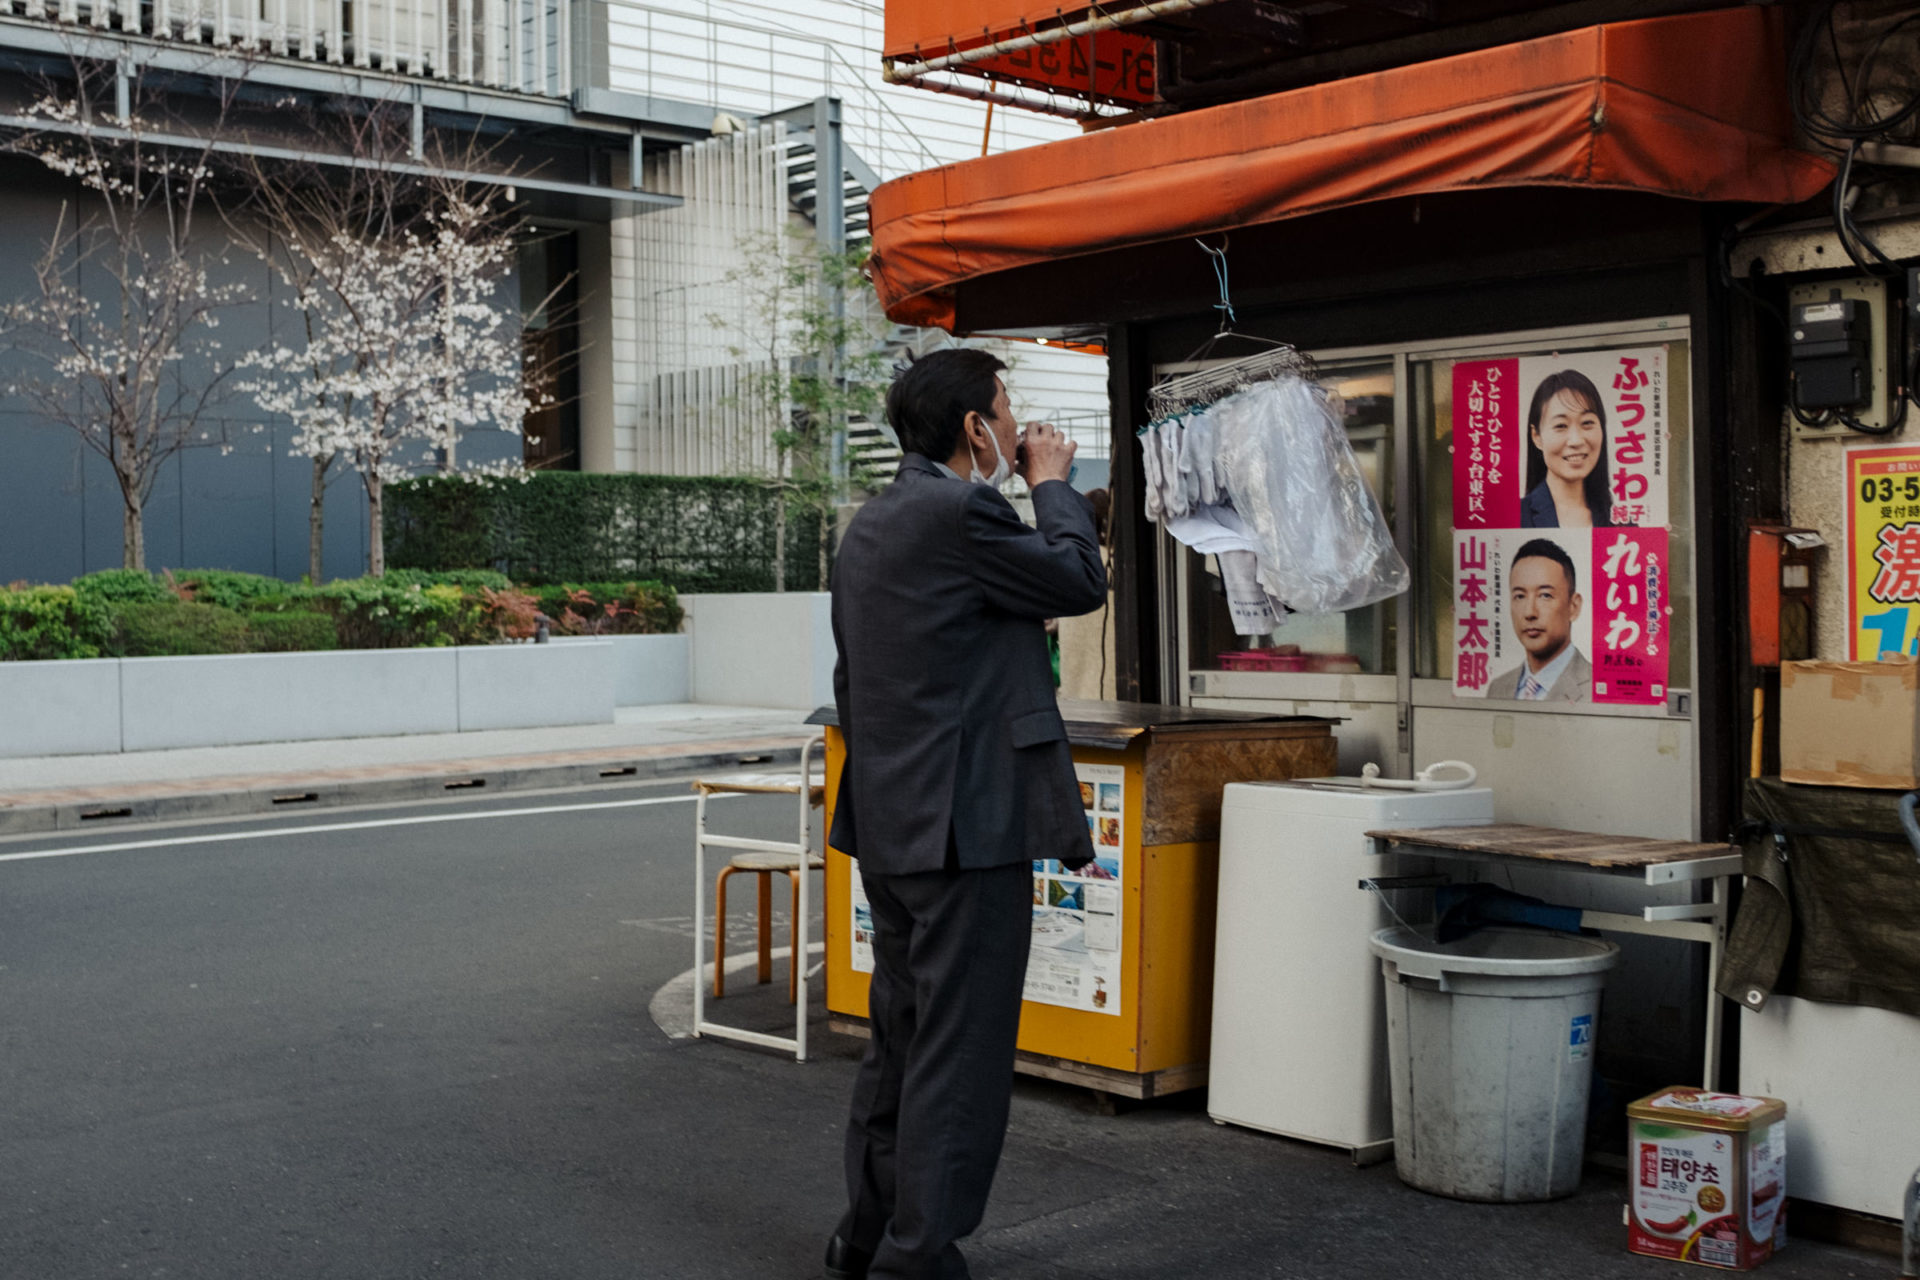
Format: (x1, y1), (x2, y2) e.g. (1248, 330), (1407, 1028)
(1147, 235), (1314, 421)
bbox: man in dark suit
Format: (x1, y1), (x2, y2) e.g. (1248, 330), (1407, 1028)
(824, 349), (1107, 1280)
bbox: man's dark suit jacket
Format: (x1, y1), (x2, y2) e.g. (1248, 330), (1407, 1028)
(829, 453), (1107, 876)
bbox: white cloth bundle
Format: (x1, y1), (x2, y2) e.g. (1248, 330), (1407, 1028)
(1140, 373), (1409, 618)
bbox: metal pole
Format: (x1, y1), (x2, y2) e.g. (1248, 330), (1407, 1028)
(813, 96), (847, 493)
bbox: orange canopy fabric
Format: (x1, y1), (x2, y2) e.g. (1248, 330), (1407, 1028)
(867, 8), (1836, 331)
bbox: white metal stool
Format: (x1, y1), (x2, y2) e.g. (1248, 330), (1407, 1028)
(690, 736), (825, 1062)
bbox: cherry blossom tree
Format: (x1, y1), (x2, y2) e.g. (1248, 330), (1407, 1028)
(0, 60), (252, 571)
(235, 122), (553, 577)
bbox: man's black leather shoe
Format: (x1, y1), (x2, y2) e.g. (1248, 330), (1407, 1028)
(823, 1234), (871, 1280)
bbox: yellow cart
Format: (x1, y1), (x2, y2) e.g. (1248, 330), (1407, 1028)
(810, 700), (1337, 1100)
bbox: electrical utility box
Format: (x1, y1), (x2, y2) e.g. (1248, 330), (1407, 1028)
(1790, 276), (1892, 438)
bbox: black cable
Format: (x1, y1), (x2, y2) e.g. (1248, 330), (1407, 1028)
(1787, 372), (1836, 429)
(1833, 143), (1903, 279)
(1791, 3), (1920, 147)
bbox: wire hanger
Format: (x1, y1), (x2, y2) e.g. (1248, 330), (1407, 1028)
(1147, 236), (1314, 421)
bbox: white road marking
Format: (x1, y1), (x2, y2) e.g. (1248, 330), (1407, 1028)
(0, 792), (732, 864)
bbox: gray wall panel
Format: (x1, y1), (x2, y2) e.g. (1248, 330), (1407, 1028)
(179, 425), (277, 575)
(0, 416), (87, 584)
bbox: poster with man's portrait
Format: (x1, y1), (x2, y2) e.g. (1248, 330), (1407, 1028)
(1451, 526), (1670, 706)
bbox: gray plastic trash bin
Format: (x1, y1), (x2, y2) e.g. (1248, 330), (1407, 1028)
(1370, 925), (1620, 1203)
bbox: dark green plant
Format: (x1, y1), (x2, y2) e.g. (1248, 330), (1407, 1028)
(245, 611), (340, 652)
(71, 569), (168, 605)
(384, 472), (828, 592)
(111, 601), (253, 657)
(383, 567), (514, 592)
(168, 569), (309, 612)
(0, 586), (114, 660)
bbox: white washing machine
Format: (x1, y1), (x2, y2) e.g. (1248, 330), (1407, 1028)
(1208, 776), (1494, 1163)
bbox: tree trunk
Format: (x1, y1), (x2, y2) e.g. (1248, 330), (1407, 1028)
(308, 454), (331, 584)
(122, 491), (145, 572)
(367, 470), (385, 577)
(773, 482), (787, 594)
(817, 498), (829, 591)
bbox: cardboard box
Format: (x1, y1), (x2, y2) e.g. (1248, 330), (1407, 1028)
(1779, 656), (1920, 788)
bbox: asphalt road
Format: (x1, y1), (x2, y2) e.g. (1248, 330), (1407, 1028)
(0, 780), (1887, 1280)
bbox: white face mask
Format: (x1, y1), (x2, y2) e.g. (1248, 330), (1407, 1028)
(967, 417), (1012, 487)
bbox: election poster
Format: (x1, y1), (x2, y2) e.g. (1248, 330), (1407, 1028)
(1844, 443), (1920, 659)
(1452, 347), (1668, 531)
(1450, 346), (1672, 705)
(1025, 761), (1124, 1016)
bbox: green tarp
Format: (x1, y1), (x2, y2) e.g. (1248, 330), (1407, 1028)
(1717, 777), (1920, 1017)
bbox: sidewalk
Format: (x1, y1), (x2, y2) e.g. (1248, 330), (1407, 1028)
(0, 703), (820, 835)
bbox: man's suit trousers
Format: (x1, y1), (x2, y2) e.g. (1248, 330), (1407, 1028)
(838, 860), (1032, 1280)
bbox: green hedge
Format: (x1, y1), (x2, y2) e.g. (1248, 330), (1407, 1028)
(245, 611), (340, 652)
(383, 473), (831, 592)
(110, 601), (253, 656)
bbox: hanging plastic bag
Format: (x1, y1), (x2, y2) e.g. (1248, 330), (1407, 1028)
(1210, 376), (1410, 615)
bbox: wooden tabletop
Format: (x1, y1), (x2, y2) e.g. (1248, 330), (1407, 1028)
(806, 700), (1334, 751)
(1366, 823), (1736, 870)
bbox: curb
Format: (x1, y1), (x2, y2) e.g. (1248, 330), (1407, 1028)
(0, 741), (809, 839)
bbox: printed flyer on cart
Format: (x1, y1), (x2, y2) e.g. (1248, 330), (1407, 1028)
(847, 761), (1125, 1016)
(1449, 345), (1672, 705)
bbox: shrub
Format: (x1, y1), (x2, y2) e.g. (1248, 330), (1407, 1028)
(534, 581), (682, 635)
(111, 601), (252, 657)
(71, 569), (168, 605)
(383, 567), (513, 592)
(314, 576), (477, 649)
(0, 586), (113, 660)
(245, 611), (340, 653)
(168, 569), (309, 612)
(479, 586), (542, 641)
(384, 472), (831, 591)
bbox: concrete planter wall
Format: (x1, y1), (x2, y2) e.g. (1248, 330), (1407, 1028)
(680, 592), (834, 711)
(0, 642), (613, 758)
(0, 659), (122, 758)
(551, 634), (688, 706)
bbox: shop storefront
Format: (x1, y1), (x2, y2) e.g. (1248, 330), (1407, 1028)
(863, 7), (1833, 1089)
(857, 0), (1920, 1233)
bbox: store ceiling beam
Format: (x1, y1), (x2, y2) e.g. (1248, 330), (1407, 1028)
(1731, 212), (1920, 280)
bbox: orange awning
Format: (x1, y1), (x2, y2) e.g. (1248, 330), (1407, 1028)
(867, 8), (1836, 331)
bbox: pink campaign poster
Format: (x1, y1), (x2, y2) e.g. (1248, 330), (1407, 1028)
(1591, 527), (1670, 705)
(1450, 345), (1671, 706)
(1452, 348), (1668, 531)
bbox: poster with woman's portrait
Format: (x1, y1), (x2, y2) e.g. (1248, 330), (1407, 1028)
(1452, 347), (1667, 533)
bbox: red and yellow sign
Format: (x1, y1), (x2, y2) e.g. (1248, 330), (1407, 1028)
(1845, 443), (1920, 659)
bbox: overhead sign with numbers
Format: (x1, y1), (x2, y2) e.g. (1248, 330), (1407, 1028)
(1845, 443), (1920, 659)
(883, 2), (1158, 109)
